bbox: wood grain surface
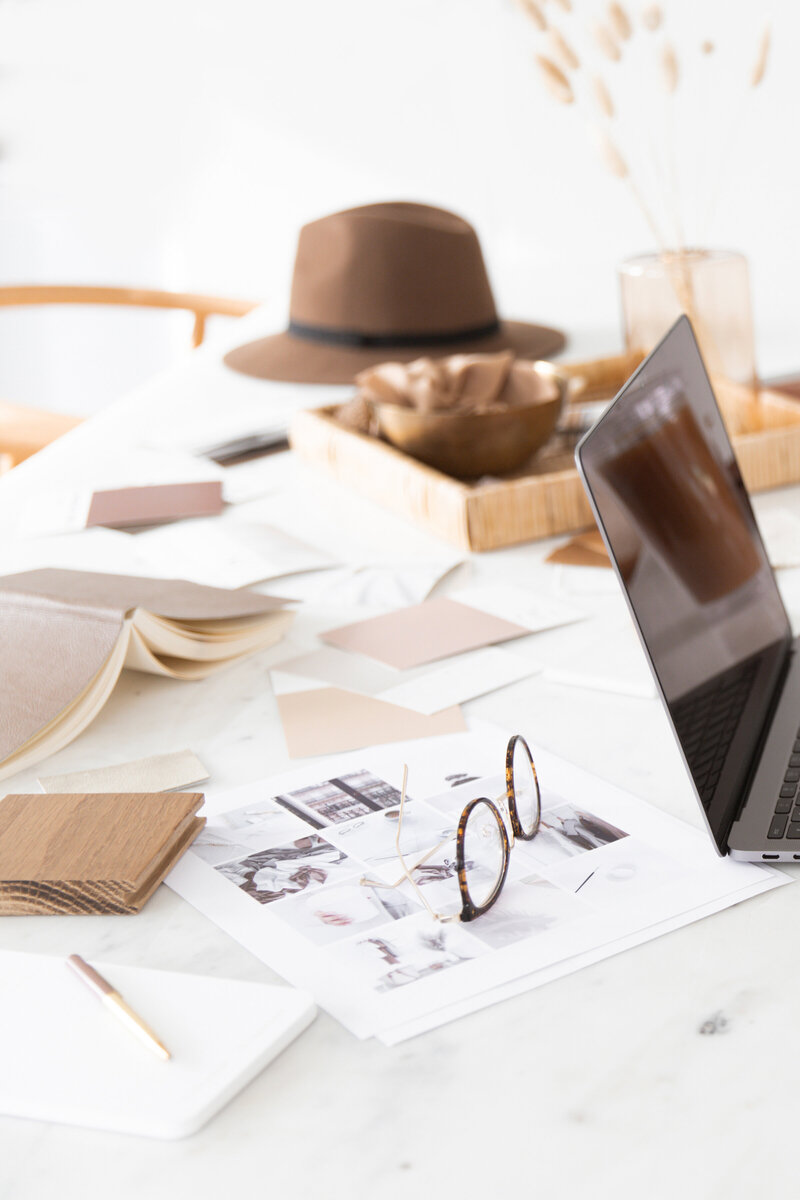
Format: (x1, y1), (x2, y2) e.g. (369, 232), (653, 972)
(0, 792), (204, 915)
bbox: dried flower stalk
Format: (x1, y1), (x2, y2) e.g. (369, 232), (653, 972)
(516, 0), (772, 295)
(548, 28), (580, 71)
(641, 4), (662, 32)
(751, 25), (770, 88)
(660, 41), (680, 93)
(534, 54), (574, 104)
(517, 0), (547, 32)
(591, 75), (615, 118)
(608, 3), (632, 41)
(593, 23), (622, 62)
(590, 124), (668, 254)
(591, 125), (628, 178)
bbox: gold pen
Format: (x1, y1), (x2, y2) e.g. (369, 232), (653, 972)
(67, 954), (171, 1062)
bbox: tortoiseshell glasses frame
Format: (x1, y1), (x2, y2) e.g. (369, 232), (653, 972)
(360, 734), (541, 923)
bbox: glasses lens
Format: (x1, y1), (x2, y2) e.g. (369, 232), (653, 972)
(511, 736), (540, 836)
(462, 800), (506, 909)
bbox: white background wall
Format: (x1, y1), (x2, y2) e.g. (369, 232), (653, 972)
(0, 0), (791, 414)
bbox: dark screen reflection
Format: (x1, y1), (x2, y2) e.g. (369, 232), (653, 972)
(579, 318), (790, 817)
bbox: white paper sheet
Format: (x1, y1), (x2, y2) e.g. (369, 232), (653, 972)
(550, 563), (622, 598)
(167, 728), (784, 1042)
(265, 557), (464, 608)
(378, 877), (782, 1044)
(377, 647), (541, 714)
(7, 451), (225, 539)
(449, 583), (585, 633)
(539, 619), (657, 698)
(133, 519), (335, 587)
(758, 507), (800, 569)
(275, 644), (537, 710)
(10, 488), (93, 538)
(0, 515), (333, 589)
(273, 647), (413, 697)
(221, 453), (298, 505)
(0, 528), (151, 578)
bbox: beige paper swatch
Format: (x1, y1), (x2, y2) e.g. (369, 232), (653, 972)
(276, 687), (466, 758)
(321, 597), (529, 670)
(38, 750), (209, 794)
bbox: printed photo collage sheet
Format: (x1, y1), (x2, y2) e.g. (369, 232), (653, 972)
(167, 725), (786, 1044)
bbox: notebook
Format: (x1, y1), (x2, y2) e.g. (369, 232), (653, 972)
(0, 952), (316, 1139)
(0, 569), (294, 781)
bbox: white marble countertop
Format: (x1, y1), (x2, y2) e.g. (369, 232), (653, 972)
(2, 312), (800, 1200)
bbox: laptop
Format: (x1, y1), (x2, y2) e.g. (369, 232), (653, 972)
(575, 315), (800, 863)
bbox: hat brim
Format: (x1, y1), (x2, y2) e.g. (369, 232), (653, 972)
(223, 320), (566, 385)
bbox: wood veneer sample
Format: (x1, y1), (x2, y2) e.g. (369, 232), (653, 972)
(0, 792), (205, 915)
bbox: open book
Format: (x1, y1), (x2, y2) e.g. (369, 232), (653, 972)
(0, 569), (294, 781)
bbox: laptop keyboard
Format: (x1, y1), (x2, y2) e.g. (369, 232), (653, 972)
(767, 731), (800, 839)
(672, 658), (758, 808)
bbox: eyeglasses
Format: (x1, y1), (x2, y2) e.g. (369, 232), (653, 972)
(359, 734), (540, 923)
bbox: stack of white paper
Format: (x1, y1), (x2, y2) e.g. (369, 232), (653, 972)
(168, 727), (785, 1045)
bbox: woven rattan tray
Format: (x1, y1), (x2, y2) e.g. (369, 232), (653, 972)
(290, 352), (800, 552)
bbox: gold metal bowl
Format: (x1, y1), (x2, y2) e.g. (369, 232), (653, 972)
(371, 360), (566, 479)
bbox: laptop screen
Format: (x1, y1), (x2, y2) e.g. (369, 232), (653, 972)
(576, 316), (791, 849)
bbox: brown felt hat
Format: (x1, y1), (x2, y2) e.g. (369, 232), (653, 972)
(224, 202), (566, 384)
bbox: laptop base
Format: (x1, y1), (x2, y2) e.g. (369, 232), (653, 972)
(729, 640), (800, 862)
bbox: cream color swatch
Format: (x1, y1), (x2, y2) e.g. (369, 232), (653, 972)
(38, 749), (209, 794)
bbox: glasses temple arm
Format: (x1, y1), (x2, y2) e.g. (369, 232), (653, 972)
(393, 765), (444, 920)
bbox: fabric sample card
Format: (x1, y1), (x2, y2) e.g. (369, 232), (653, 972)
(276, 687), (466, 757)
(321, 597), (530, 670)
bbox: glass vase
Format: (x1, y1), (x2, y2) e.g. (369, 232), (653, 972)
(618, 249), (756, 388)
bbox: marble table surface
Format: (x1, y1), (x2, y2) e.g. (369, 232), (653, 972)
(1, 311), (800, 1200)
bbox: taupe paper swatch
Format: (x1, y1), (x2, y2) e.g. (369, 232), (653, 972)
(321, 597), (530, 670)
(276, 687), (466, 758)
(86, 481), (223, 529)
